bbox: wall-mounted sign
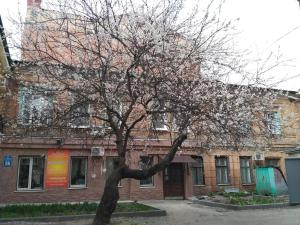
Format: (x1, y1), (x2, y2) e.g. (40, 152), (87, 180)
(3, 155), (12, 167)
(45, 149), (69, 188)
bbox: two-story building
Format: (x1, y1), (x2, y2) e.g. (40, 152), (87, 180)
(0, 1), (300, 205)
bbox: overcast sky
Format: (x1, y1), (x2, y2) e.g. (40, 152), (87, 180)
(0, 0), (299, 91)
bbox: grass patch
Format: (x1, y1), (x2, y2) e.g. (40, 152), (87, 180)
(221, 192), (287, 206)
(0, 202), (156, 219)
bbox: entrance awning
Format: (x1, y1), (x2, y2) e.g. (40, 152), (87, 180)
(171, 155), (197, 163)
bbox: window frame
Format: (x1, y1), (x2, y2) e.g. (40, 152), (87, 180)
(105, 157), (122, 187)
(18, 87), (54, 126)
(69, 95), (91, 128)
(139, 156), (154, 187)
(240, 156), (253, 185)
(69, 156), (88, 188)
(191, 156), (205, 186)
(17, 156), (45, 191)
(266, 111), (281, 135)
(215, 156), (230, 185)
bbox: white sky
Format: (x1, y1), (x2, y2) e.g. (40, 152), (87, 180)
(0, 0), (300, 91)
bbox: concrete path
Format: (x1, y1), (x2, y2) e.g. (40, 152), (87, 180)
(2, 200), (300, 225)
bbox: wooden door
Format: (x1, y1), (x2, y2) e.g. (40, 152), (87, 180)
(163, 163), (184, 198)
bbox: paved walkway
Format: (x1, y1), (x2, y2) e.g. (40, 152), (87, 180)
(2, 200), (300, 225)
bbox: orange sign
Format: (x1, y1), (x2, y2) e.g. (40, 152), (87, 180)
(45, 149), (69, 188)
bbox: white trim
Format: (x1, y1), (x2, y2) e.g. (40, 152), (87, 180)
(139, 185), (155, 189)
(17, 156), (44, 191)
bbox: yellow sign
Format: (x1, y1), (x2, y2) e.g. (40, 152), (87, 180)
(45, 149), (69, 188)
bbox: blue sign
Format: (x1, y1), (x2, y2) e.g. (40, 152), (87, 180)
(3, 155), (12, 167)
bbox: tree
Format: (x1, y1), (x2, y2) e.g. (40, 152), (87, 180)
(9, 0), (277, 224)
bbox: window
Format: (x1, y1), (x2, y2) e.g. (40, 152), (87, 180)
(139, 156), (154, 187)
(215, 156), (230, 185)
(106, 157), (121, 186)
(240, 157), (253, 184)
(19, 87), (53, 125)
(152, 113), (167, 130)
(70, 96), (90, 127)
(17, 156), (44, 190)
(152, 101), (167, 130)
(192, 156), (205, 185)
(265, 158), (280, 167)
(266, 111), (281, 135)
(70, 157), (87, 187)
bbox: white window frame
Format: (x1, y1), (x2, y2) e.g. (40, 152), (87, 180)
(17, 156), (44, 191)
(18, 87), (53, 126)
(69, 156), (88, 188)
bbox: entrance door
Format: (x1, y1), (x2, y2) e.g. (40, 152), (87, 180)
(163, 163), (184, 199)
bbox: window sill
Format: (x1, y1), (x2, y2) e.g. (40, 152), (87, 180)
(139, 185), (155, 189)
(68, 186), (87, 190)
(15, 189), (45, 193)
(153, 127), (168, 131)
(241, 183), (255, 186)
(69, 126), (90, 129)
(193, 184), (206, 187)
(217, 184), (231, 186)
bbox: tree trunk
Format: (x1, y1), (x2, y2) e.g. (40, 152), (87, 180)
(92, 172), (120, 225)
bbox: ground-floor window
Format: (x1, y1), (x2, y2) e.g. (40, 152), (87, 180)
(192, 156), (205, 185)
(139, 156), (154, 187)
(106, 157), (122, 186)
(215, 156), (230, 185)
(17, 156), (44, 190)
(70, 157), (87, 187)
(240, 156), (253, 184)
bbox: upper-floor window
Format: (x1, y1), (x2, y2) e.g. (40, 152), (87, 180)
(69, 95), (90, 128)
(215, 156), (230, 185)
(19, 87), (53, 125)
(17, 156), (44, 190)
(151, 101), (167, 130)
(266, 111), (281, 135)
(152, 113), (167, 130)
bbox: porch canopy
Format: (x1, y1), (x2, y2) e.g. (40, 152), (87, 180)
(171, 155), (197, 163)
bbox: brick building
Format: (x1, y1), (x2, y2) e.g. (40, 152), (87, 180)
(0, 1), (300, 205)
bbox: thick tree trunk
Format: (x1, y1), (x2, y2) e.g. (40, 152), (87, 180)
(92, 172), (120, 225)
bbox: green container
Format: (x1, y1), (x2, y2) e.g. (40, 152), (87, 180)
(255, 167), (277, 196)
